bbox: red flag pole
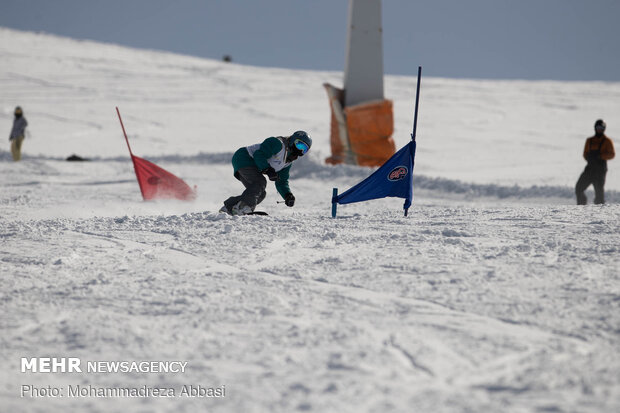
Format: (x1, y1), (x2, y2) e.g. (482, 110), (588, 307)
(116, 107), (146, 200)
(116, 106), (135, 157)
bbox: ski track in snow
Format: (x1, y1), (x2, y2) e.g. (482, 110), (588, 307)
(1, 28), (619, 413)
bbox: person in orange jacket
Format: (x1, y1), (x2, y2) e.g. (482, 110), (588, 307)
(575, 119), (615, 204)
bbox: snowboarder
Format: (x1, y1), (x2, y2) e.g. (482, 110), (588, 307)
(220, 131), (312, 215)
(575, 119), (615, 205)
(9, 106), (28, 161)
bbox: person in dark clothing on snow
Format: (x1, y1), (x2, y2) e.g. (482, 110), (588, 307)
(220, 131), (312, 215)
(575, 119), (615, 205)
(9, 106), (28, 161)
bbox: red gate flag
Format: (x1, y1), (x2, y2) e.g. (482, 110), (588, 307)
(116, 107), (196, 201)
(130, 155), (196, 201)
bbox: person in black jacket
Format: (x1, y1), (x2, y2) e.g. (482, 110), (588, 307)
(575, 119), (615, 205)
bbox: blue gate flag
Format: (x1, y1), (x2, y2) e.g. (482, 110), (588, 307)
(333, 140), (416, 213)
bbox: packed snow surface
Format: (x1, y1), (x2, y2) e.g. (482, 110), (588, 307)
(1, 28), (619, 413)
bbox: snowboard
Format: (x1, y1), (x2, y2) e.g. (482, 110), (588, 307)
(246, 211), (268, 216)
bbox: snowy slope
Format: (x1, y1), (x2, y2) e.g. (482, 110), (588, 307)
(2, 27), (620, 190)
(1, 28), (619, 413)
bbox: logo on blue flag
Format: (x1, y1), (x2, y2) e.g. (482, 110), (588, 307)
(388, 166), (408, 181)
(333, 140), (416, 213)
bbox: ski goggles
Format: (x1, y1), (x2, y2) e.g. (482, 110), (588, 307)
(294, 139), (310, 155)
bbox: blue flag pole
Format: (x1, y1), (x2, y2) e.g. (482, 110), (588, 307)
(411, 66), (422, 142)
(330, 67), (422, 218)
(404, 66), (422, 216)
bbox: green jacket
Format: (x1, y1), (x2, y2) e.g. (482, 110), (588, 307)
(232, 137), (292, 198)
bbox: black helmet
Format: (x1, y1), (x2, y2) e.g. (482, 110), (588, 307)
(594, 119), (606, 132)
(288, 131), (312, 156)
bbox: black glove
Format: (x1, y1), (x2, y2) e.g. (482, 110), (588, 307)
(284, 193), (295, 207)
(262, 167), (279, 181)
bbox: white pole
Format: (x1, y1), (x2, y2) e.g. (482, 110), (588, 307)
(343, 0), (385, 107)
